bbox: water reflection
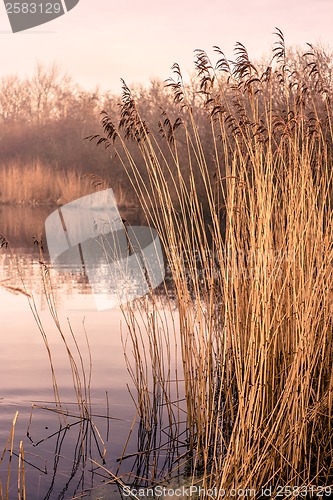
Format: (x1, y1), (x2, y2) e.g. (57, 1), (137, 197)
(0, 264), (136, 498)
(0, 205), (150, 250)
(0, 205), (51, 248)
(0, 206), (184, 499)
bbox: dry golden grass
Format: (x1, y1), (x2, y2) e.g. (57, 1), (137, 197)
(0, 161), (93, 205)
(90, 33), (333, 496)
(2, 32), (332, 498)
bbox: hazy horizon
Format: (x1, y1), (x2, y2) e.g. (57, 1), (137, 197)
(0, 0), (332, 93)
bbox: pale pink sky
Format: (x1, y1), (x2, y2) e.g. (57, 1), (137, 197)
(0, 0), (332, 93)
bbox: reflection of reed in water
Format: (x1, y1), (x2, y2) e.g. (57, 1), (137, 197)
(0, 242), (93, 311)
(0, 204), (149, 250)
(0, 205), (51, 248)
(25, 403), (108, 499)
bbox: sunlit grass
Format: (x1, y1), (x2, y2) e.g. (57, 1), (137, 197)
(90, 31), (333, 494)
(2, 31), (333, 498)
(0, 161), (93, 206)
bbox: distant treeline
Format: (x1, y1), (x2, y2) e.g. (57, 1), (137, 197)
(0, 64), (114, 175)
(0, 44), (332, 206)
(0, 63), (177, 205)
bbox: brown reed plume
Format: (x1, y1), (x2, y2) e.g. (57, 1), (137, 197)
(87, 30), (333, 495)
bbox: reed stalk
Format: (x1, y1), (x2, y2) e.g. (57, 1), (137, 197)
(90, 32), (333, 495)
(0, 161), (92, 206)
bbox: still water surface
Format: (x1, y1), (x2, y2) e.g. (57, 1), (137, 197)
(0, 206), (181, 499)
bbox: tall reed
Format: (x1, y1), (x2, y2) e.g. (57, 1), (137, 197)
(89, 31), (333, 495)
(0, 412), (26, 500)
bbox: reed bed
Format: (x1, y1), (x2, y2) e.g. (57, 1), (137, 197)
(0, 161), (137, 207)
(89, 31), (333, 496)
(118, 298), (185, 483)
(0, 161), (93, 206)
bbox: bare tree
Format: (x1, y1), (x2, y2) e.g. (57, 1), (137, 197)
(0, 75), (30, 122)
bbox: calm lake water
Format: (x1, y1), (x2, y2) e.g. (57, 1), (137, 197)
(0, 206), (182, 500)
